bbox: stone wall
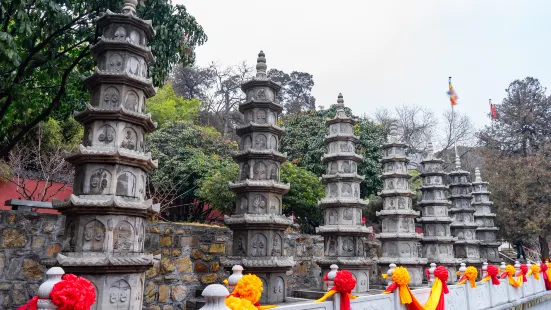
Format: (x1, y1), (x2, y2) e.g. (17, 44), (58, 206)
(0, 210), (65, 309)
(0, 210), (324, 309)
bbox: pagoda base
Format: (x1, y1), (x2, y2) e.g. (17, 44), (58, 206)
(318, 258), (372, 292)
(480, 245), (501, 263)
(378, 254), (428, 287)
(70, 272), (145, 310)
(221, 256), (293, 304)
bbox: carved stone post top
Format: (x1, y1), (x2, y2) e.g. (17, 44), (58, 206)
(202, 284), (230, 298)
(429, 263), (437, 269)
(228, 265), (244, 286)
(38, 267), (65, 298)
(459, 263), (466, 272)
(482, 262), (488, 270)
(514, 261), (521, 270)
(500, 262), (507, 269)
(327, 264), (339, 280)
(200, 284), (230, 310)
(232, 265), (244, 272)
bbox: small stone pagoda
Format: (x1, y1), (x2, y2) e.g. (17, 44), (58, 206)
(53, 1), (158, 309)
(472, 168), (501, 263)
(316, 94), (373, 293)
(376, 125), (426, 286)
(417, 143), (458, 281)
(220, 51), (294, 304)
(449, 156), (482, 265)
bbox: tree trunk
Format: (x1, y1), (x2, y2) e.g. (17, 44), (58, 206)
(539, 236), (550, 259)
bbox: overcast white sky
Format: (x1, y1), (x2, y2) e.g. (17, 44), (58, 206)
(176, 0), (551, 130)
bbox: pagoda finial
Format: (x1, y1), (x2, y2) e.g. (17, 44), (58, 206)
(337, 93), (344, 107)
(455, 154), (461, 169)
(122, 0), (138, 15)
(475, 167), (482, 182)
(389, 123), (399, 138)
(256, 50), (267, 78)
(426, 141), (434, 156)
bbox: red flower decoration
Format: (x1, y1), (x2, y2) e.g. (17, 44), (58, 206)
(434, 266), (449, 294)
(50, 274), (96, 310)
(518, 264), (529, 282)
(486, 265), (501, 285)
(332, 270), (356, 310)
(361, 218), (366, 225)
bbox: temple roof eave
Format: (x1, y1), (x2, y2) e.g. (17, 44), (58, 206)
(98, 10), (155, 39)
(84, 70), (156, 97)
(319, 198), (369, 207)
(65, 145), (158, 171)
(229, 180), (290, 195)
(74, 105), (157, 132)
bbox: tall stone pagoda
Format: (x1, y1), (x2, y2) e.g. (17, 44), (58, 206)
(316, 94), (373, 293)
(376, 125), (426, 286)
(472, 168), (500, 263)
(53, 1), (158, 309)
(220, 51), (294, 304)
(417, 143), (458, 281)
(449, 156), (482, 264)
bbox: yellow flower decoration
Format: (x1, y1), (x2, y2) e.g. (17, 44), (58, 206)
(226, 296), (258, 310)
(392, 267), (411, 286)
(529, 265), (541, 280)
(458, 266), (478, 288)
(505, 265), (516, 277)
(233, 274), (263, 305)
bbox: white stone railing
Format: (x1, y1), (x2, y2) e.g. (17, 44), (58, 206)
(199, 262), (551, 310)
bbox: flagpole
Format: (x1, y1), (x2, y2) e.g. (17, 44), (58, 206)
(450, 77), (458, 165)
(489, 99), (493, 131)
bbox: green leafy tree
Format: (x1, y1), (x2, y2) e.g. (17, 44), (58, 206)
(197, 162), (239, 216)
(280, 104), (386, 198)
(146, 83), (200, 127)
(147, 121), (237, 222)
(280, 162), (325, 234)
(0, 0), (207, 157)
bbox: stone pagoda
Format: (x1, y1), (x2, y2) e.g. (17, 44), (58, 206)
(417, 142), (458, 281)
(53, 1), (158, 309)
(315, 94), (373, 293)
(449, 156), (482, 265)
(376, 124), (426, 286)
(220, 51), (294, 304)
(472, 168), (500, 263)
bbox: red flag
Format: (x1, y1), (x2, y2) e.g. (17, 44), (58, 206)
(490, 99), (498, 120)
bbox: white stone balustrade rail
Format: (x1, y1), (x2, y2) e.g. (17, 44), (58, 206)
(199, 265), (551, 310)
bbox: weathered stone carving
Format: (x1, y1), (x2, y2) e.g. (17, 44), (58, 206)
(472, 167), (500, 263)
(98, 125), (116, 146)
(53, 3), (158, 308)
(109, 279), (131, 309)
(376, 124), (426, 285)
(121, 128), (137, 150)
(83, 220), (106, 252)
(114, 220), (134, 252)
(223, 51), (292, 304)
(417, 142), (458, 278)
(90, 168), (110, 195)
(316, 94), (373, 292)
(116, 171), (136, 197)
(449, 155), (482, 265)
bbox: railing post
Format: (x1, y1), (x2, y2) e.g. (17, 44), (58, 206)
(199, 284), (231, 310)
(386, 263), (396, 288)
(482, 262), (488, 279)
(500, 261), (506, 273)
(326, 264), (339, 291)
(458, 263), (466, 278)
(227, 265), (243, 293)
(427, 263), (436, 287)
(37, 267), (65, 310)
